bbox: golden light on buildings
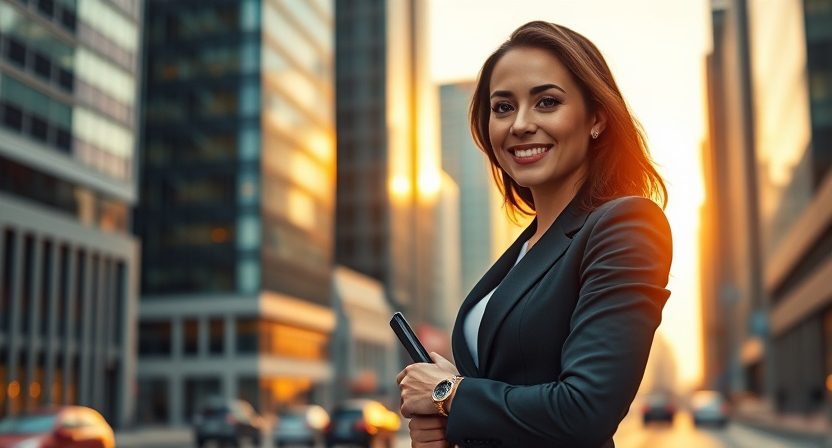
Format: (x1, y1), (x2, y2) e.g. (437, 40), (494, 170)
(30, 382), (41, 399)
(8, 381), (20, 399)
(417, 170), (441, 200)
(389, 174), (412, 201)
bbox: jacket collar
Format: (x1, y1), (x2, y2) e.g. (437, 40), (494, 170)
(452, 189), (592, 376)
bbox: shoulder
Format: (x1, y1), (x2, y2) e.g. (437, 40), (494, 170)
(578, 196), (672, 253)
(585, 196), (669, 231)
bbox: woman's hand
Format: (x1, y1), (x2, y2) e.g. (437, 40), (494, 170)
(396, 352), (459, 418)
(409, 415), (450, 448)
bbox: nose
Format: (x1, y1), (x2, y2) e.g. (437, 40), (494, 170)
(510, 110), (537, 136)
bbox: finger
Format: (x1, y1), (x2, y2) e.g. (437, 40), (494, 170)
(412, 442), (449, 448)
(410, 428), (446, 443)
(429, 352), (459, 374)
(396, 368), (407, 384)
(409, 416), (447, 430)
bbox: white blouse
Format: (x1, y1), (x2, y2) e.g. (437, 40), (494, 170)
(463, 241), (529, 368)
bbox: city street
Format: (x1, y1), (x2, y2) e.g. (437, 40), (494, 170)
(613, 412), (824, 448)
(116, 411), (827, 448)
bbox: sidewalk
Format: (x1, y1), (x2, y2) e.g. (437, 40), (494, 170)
(733, 399), (832, 447)
(115, 426), (193, 447)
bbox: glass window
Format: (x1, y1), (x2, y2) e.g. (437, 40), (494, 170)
(262, 3), (326, 78)
(276, 0), (330, 50)
(78, 0), (138, 52)
(39, 240), (52, 337)
(183, 319), (198, 355)
(237, 258), (259, 294)
(136, 378), (168, 424)
(138, 321), (171, 356)
(75, 48), (134, 105)
(208, 318), (223, 355)
(236, 215), (260, 250)
(236, 318), (258, 354)
(183, 377), (221, 423)
(72, 107), (133, 157)
(1, 229), (16, 333)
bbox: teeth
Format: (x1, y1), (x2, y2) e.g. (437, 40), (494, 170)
(514, 147), (549, 158)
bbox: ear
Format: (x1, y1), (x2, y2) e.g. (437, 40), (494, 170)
(591, 108), (608, 135)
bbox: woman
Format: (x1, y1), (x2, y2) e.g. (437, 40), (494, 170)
(396, 21), (672, 448)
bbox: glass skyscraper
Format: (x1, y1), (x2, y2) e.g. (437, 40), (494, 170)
(137, 0), (336, 425)
(0, 0), (143, 427)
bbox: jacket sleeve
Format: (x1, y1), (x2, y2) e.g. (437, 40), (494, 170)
(445, 197), (672, 448)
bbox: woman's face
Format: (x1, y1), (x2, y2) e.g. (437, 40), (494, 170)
(488, 46), (599, 196)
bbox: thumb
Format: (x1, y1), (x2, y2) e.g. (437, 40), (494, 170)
(430, 352), (459, 374)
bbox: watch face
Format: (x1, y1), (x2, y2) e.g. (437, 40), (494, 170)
(432, 379), (453, 401)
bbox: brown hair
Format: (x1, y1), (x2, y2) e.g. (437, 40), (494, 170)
(470, 21), (667, 219)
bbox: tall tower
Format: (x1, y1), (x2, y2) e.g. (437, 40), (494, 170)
(0, 0), (143, 427)
(334, 0), (440, 325)
(137, 0), (337, 424)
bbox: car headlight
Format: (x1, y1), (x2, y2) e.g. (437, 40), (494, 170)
(13, 437), (43, 448)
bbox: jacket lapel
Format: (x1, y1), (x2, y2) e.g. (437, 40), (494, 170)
(452, 222), (537, 377)
(476, 195), (591, 372)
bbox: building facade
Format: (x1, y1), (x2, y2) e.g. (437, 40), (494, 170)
(0, 0), (143, 427)
(136, 0), (336, 425)
(334, 0), (441, 326)
(703, 0), (832, 416)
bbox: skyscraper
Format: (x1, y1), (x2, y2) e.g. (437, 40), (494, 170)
(334, 0), (441, 326)
(0, 0), (143, 427)
(137, 0), (336, 424)
(704, 0), (832, 417)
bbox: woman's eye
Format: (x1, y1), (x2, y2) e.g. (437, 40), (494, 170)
(491, 102), (514, 114)
(537, 97), (561, 108)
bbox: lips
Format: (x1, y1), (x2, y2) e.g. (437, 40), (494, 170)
(507, 144), (553, 165)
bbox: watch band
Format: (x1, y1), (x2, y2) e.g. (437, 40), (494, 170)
(434, 375), (463, 417)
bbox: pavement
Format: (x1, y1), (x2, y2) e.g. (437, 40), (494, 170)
(728, 397), (832, 447)
(115, 426), (192, 447)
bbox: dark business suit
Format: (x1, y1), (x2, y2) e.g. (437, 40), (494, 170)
(445, 194), (672, 448)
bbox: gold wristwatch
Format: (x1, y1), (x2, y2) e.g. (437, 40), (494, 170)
(432, 375), (463, 417)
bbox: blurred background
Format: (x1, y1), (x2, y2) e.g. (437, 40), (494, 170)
(0, 0), (829, 447)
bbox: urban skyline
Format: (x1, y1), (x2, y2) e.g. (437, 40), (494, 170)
(0, 0), (829, 446)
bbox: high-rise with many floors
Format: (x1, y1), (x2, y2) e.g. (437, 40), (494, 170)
(136, 0), (336, 425)
(0, 0), (143, 427)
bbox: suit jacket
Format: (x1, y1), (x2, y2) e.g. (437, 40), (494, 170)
(445, 194), (672, 448)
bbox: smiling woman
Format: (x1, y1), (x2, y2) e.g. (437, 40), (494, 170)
(397, 21), (673, 448)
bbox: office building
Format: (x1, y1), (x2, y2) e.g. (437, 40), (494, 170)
(136, 0), (336, 425)
(0, 0), (143, 427)
(703, 0), (832, 416)
(334, 0), (442, 329)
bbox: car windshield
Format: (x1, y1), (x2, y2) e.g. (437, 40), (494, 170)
(0, 415), (58, 434)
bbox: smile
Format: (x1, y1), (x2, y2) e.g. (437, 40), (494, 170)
(508, 144), (553, 164)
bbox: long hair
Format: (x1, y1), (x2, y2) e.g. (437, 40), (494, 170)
(470, 21), (667, 219)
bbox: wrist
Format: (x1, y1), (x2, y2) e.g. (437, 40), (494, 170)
(432, 375), (463, 417)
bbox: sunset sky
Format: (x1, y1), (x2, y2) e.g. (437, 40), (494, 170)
(428, 0), (711, 388)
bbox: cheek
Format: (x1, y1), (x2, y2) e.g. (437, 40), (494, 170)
(488, 120), (505, 149)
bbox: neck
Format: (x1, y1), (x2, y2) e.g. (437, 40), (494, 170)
(528, 178), (585, 247)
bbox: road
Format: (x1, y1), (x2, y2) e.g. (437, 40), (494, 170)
(117, 412), (826, 448)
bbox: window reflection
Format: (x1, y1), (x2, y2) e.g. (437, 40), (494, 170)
(0, 155), (129, 232)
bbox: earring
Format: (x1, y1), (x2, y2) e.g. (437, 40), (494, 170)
(591, 129), (600, 139)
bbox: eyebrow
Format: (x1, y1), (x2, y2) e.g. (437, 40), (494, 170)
(490, 83), (566, 99)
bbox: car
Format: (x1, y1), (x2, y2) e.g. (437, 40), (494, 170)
(641, 392), (676, 424)
(324, 399), (400, 448)
(690, 390), (729, 427)
(193, 398), (264, 448)
(0, 405), (115, 448)
(273, 404), (330, 447)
